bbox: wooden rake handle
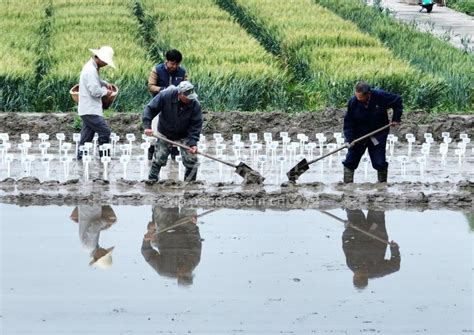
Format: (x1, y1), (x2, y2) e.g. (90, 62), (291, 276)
(307, 123), (391, 165)
(152, 133), (237, 169)
(321, 210), (392, 246)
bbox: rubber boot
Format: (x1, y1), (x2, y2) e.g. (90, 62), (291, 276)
(170, 146), (179, 161)
(343, 167), (354, 184)
(148, 164), (161, 181)
(377, 168), (388, 183)
(148, 146), (155, 161)
(184, 167), (197, 182)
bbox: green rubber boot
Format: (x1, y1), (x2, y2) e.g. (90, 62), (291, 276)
(148, 164), (161, 181)
(377, 168), (388, 183)
(343, 167), (354, 183)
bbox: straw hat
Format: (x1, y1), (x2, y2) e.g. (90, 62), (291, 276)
(89, 46), (116, 69)
(89, 246), (115, 269)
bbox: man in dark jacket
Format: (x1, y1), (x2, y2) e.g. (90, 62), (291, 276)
(343, 81), (403, 183)
(147, 49), (187, 161)
(142, 81), (202, 181)
(342, 209), (401, 290)
(148, 49), (187, 96)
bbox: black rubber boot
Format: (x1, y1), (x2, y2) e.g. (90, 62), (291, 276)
(148, 146), (155, 161)
(184, 167), (197, 182)
(377, 169), (388, 183)
(148, 164), (161, 181)
(343, 167), (354, 183)
(170, 146), (179, 161)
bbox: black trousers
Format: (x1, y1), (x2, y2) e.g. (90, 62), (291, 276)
(77, 114), (111, 159)
(343, 138), (388, 171)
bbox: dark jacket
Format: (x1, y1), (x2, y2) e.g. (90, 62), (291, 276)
(141, 207), (201, 280)
(155, 63), (186, 89)
(142, 87), (202, 146)
(344, 89), (403, 143)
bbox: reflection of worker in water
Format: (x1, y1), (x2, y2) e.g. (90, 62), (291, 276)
(342, 209), (400, 289)
(142, 206), (202, 286)
(70, 205), (117, 269)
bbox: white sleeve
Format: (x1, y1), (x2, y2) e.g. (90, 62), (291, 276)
(84, 70), (107, 98)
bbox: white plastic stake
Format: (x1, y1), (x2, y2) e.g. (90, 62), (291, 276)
(101, 156), (111, 180)
(5, 154), (14, 177)
(120, 155), (130, 179)
(92, 134), (99, 157)
(125, 134), (136, 155)
(61, 142), (72, 157)
(83, 155), (92, 181)
(60, 156), (73, 179)
(56, 133), (65, 155)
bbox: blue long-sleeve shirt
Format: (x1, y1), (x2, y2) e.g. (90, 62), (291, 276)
(343, 89), (403, 143)
(142, 87), (202, 146)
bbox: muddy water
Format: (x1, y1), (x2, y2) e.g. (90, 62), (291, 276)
(1, 205), (473, 334)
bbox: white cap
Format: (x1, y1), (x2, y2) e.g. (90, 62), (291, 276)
(177, 81), (198, 100)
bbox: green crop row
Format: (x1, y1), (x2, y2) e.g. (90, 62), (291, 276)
(224, 0), (445, 109)
(138, 0), (295, 111)
(41, 0), (152, 112)
(0, 0), (153, 113)
(0, 0), (43, 111)
(0, 0), (471, 113)
(314, 0), (473, 111)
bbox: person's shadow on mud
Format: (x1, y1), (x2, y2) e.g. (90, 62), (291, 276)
(142, 206), (202, 286)
(342, 209), (401, 290)
(70, 205), (117, 269)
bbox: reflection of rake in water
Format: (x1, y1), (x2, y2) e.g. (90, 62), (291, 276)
(156, 209), (218, 234)
(321, 210), (393, 246)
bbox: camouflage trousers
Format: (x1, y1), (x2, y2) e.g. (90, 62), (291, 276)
(148, 139), (198, 181)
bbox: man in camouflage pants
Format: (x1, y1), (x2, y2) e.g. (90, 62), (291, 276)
(142, 81), (202, 182)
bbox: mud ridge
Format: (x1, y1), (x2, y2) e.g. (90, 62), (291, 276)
(0, 111), (472, 142)
(1, 178), (471, 210)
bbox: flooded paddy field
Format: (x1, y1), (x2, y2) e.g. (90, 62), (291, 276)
(0, 134), (472, 210)
(1, 204), (473, 334)
(0, 113), (472, 334)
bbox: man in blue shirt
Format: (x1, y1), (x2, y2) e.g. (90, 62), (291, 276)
(343, 81), (402, 183)
(142, 81), (202, 182)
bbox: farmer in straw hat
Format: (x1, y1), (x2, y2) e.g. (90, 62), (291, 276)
(70, 205), (117, 269)
(76, 46), (116, 160)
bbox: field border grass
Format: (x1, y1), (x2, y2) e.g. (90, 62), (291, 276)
(34, 1), (55, 112)
(129, 0), (168, 64)
(214, 0), (311, 109)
